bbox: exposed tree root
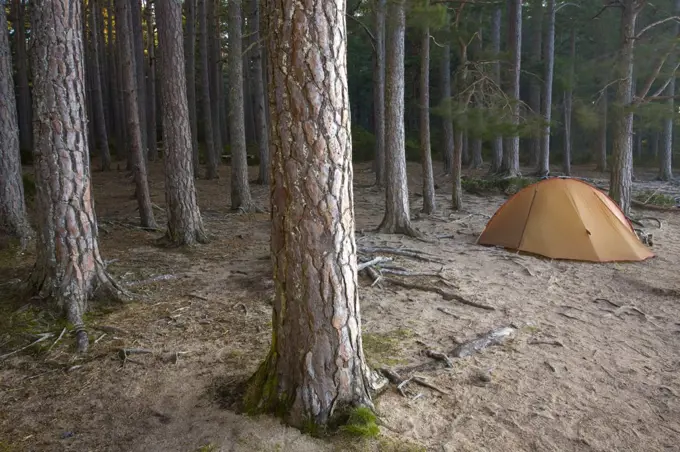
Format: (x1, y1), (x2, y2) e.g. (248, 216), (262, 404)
(357, 256), (393, 271)
(359, 246), (444, 264)
(385, 278), (495, 311)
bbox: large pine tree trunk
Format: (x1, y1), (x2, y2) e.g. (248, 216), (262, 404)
(377, 0), (416, 235)
(109, 0), (126, 161)
(528, 0), (542, 168)
(184, 0), (200, 177)
(115, 0), (157, 228)
(97, 2), (111, 136)
(609, 1), (640, 216)
(90, 0), (112, 171)
(452, 129), (463, 210)
(130, 0), (148, 159)
(208, 0), (223, 162)
(419, 0), (435, 215)
(373, 0), (386, 186)
(29, 0), (126, 353)
(489, 7), (503, 174)
(501, 0), (522, 177)
(12, 0), (32, 153)
(659, 0), (679, 181)
(198, 0), (218, 179)
(227, 0), (255, 211)
(441, 36), (454, 175)
(563, 28), (575, 176)
(0, 4), (31, 246)
(538, 0), (555, 176)
(156, 0), (208, 246)
(146, 5), (158, 162)
(250, 0), (269, 185)
(245, 0), (386, 429)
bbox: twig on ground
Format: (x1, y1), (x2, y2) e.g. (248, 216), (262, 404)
(94, 325), (129, 336)
(593, 298), (621, 308)
(412, 376), (450, 395)
(94, 333), (107, 344)
(357, 256), (393, 271)
(397, 378), (412, 397)
(46, 328), (67, 353)
(0, 333), (54, 361)
(544, 361), (557, 372)
(359, 246), (445, 264)
(381, 268), (444, 277)
(385, 278), (495, 311)
(437, 307), (460, 318)
(425, 350), (454, 368)
(528, 339), (565, 347)
(233, 302), (248, 316)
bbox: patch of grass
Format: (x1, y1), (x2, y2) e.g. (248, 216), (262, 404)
(634, 190), (676, 207)
(195, 444), (216, 452)
(362, 328), (413, 368)
(339, 407), (380, 438)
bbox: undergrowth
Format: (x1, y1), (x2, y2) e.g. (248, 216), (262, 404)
(461, 176), (537, 196)
(634, 190), (677, 207)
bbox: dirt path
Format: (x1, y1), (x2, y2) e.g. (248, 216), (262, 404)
(1, 162), (679, 452)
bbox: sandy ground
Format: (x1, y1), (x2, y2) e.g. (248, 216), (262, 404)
(0, 160), (679, 452)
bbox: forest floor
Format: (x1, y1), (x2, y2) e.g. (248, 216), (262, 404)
(1, 161), (680, 452)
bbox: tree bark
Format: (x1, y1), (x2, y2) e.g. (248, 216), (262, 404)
(489, 6), (503, 174)
(471, 138), (483, 169)
(501, 0), (522, 177)
(245, 0), (387, 429)
(184, 0), (200, 177)
(373, 0), (386, 186)
(97, 1), (111, 136)
(156, 0), (208, 246)
(0, 4), (31, 246)
(227, 0), (255, 211)
(116, 0), (157, 228)
(198, 0), (218, 179)
(208, 0), (223, 162)
(419, 1), (435, 215)
(130, 0), (148, 159)
(109, 0), (126, 161)
(89, 0), (112, 171)
(659, 0), (679, 181)
(12, 0), (32, 153)
(528, 0), (542, 168)
(441, 33), (454, 175)
(146, 5), (158, 162)
(538, 0), (555, 176)
(377, 0), (416, 235)
(29, 0), (127, 353)
(596, 86), (608, 172)
(563, 28), (575, 176)
(250, 0), (269, 185)
(452, 129), (463, 210)
(609, 0), (640, 216)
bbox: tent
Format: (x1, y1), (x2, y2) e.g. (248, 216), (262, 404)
(476, 178), (655, 262)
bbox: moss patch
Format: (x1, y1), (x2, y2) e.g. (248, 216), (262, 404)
(362, 328), (413, 368)
(339, 407), (380, 438)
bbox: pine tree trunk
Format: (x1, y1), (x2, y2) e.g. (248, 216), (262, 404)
(462, 132), (470, 167)
(184, 0), (200, 177)
(452, 129), (463, 210)
(12, 0), (32, 153)
(97, 1), (112, 136)
(90, 0), (112, 171)
(501, 0), (522, 177)
(563, 28), (575, 176)
(419, 0), (435, 215)
(652, 131), (660, 159)
(609, 1), (639, 216)
(250, 0), (269, 185)
(489, 7), (503, 174)
(29, 0), (127, 353)
(538, 0), (555, 176)
(156, 0), (208, 246)
(116, 0), (157, 228)
(441, 36), (454, 175)
(227, 0), (255, 211)
(109, 0), (125, 161)
(130, 0), (148, 159)
(198, 0), (218, 179)
(596, 87), (608, 171)
(373, 0), (386, 186)
(528, 0), (542, 168)
(377, 0), (416, 235)
(659, 0), (679, 181)
(146, 5), (158, 161)
(208, 0), (223, 162)
(471, 138), (483, 169)
(245, 0), (387, 429)
(0, 4), (31, 246)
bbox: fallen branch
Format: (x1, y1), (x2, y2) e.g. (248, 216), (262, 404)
(359, 246), (444, 264)
(0, 333), (54, 361)
(46, 328), (67, 353)
(385, 278), (495, 311)
(451, 326), (516, 358)
(381, 268), (444, 277)
(632, 199), (679, 212)
(412, 376), (450, 395)
(425, 350), (454, 368)
(357, 256), (393, 271)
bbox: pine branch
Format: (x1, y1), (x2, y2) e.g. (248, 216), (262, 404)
(635, 16), (680, 39)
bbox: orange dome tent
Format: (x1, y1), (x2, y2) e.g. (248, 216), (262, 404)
(477, 178), (655, 262)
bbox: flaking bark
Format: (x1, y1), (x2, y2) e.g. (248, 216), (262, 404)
(0, 4), (31, 246)
(29, 0), (127, 353)
(156, 0), (208, 246)
(246, 0), (386, 429)
(184, 0), (200, 177)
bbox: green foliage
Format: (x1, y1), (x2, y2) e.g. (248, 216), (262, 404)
(633, 190), (677, 207)
(194, 444), (217, 452)
(339, 407), (380, 438)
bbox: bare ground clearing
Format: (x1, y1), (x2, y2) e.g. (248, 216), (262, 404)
(1, 161), (679, 452)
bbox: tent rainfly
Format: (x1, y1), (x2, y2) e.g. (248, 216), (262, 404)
(477, 178), (655, 263)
